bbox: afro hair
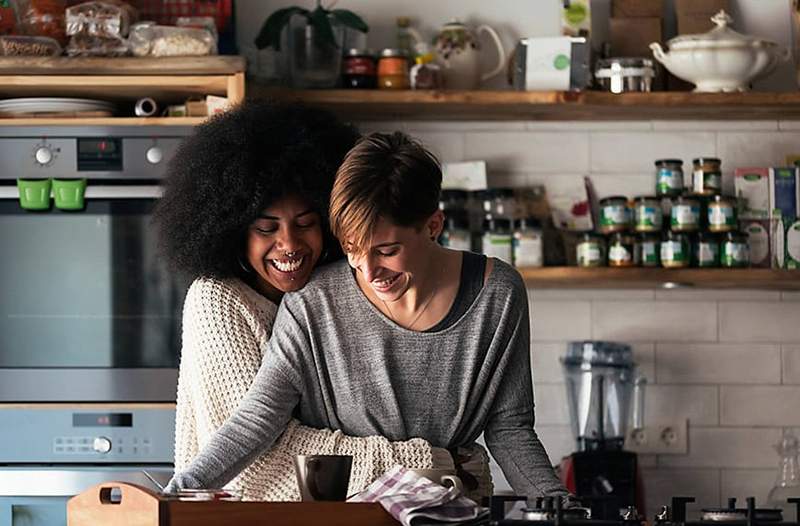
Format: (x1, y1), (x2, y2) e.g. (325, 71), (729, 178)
(153, 100), (359, 279)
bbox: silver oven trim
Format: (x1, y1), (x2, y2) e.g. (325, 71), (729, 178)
(0, 185), (162, 199)
(0, 467), (173, 496)
(0, 369), (178, 402)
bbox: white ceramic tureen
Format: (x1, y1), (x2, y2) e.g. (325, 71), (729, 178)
(650, 10), (790, 92)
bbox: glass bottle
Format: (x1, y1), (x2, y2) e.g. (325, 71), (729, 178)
(396, 16), (422, 60)
(767, 430), (800, 517)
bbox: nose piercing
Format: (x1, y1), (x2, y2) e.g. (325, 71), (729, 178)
(284, 250), (299, 258)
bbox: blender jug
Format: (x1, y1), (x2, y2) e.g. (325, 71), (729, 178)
(561, 341), (646, 451)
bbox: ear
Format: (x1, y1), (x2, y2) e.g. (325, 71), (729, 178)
(426, 209), (445, 240)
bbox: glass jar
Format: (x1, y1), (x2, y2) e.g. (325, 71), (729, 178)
(377, 48), (410, 89)
(439, 189), (468, 212)
(608, 232), (636, 267)
(482, 217), (513, 264)
(655, 159), (684, 197)
(661, 230), (690, 268)
(692, 157), (722, 196)
(720, 231), (750, 268)
(410, 45), (443, 89)
(440, 209), (472, 251)
(482, 188), (516, 220)
(636, 233), (660, 267)
(708, 195), (737, 233)
(576, 233), (606, 267)
(670, 194), (701, 232)
(342, 48), (376, 89)
(598, 196), (632, 234)
(513, 217), (543, 268)
(692, 231), (720, 268)
(634, 195), (663, 233)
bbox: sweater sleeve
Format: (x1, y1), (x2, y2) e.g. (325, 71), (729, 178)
(483, 277), (570, 499)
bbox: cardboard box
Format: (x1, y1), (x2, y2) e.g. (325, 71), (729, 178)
(735, 167), (770, 219)
(609, 17), (662, 57)
(612, 0), (663, 18)
(677, 14), (716, 36)
(674, 0), (730, 16)
(741, 219), (771, 268)
(769, 167), (800, 221)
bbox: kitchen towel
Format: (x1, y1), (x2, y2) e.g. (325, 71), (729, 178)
(349, 465), (489, 526)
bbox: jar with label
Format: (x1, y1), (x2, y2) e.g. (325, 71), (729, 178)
(377, 48), (410, 89)
(482, 188), (516, 220)
(482, 217), (513, 265)
(661, 230), (690, 268)
(655, 159), (684, 197)
(708, 195), (737, 233)
(440, 209), (472, 251)
(342, 48), (376, 89)
(636, 233), (660, 267)
(410, 44), (443, 89)
(576, 233), (606, 267)
(670, 194), (701, 232)
(720, 231), (750, 268)
(439, 189), (468, 212)
(634, 195), (663, 233)
(692, 157), (722, 195)
(599, 196), (632, 234)
(692, 231), (719, 268)
(608, 232), (635, 267)
(513, 217), (543, 268)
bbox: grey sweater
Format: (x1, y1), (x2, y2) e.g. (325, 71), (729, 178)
(166, 258), (567, 498)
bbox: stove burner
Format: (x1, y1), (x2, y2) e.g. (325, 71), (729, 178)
(700, 509), (782, 523)
(521, 497), (591, 521)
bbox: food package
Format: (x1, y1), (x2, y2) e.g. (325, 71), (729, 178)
(741, 218), (771, 268)
(175, 16), (217, 43)
(129, 23), (216, 57)
(11, 0), (67, 45)
(735, 167), (770, 219)
(66, 33), (128, 56)
(66, 1), (134, 39)
(0, 35), (61, 55)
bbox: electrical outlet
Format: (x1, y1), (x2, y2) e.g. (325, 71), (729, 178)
(624, 419), (688, 454)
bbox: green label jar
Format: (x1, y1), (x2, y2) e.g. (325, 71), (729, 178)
(576, 234), (605, 267)
(721, 232), (750, 268)
(671, 197), (700, 232)
(655, 159), (684, 197)
(661, 232), (689, 268)
(599, 196), (631, 234)
(708, 195), (737, 233)
(636, 234), (660, 267)
(634, 196), (663, 232)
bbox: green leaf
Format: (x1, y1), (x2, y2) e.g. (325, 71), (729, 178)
(310, 6), (338, 48)
(330, 9), (369, 33)
(254, 6), (309, 50)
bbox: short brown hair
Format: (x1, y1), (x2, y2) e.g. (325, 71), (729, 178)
(330, 132), (441, 254)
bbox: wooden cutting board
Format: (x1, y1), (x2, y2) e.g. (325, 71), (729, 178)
(67, 482), (399, 526)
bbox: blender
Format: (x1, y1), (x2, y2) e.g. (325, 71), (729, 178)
(558, 341), (647, 520)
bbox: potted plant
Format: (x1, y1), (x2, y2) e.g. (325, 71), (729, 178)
(255, 1), (369, 88)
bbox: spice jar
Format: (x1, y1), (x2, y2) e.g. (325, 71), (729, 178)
(655, 159), (684, 197)
(608, 232), (635, 267)
(634, 195), (663, 233)
(720, 231), (750, 268)
(513, 217), (543, 268)
(661, 230), (690, 268)
(440, 209), (472, 251)
(576, 233), (606, 267)
(342, 48), (377, 89)
(670, 194), (701, 232)
(708, 195), (737, 233)
(692, 231), (719, 268)
(482, 217), (513, 265)
(377, 48), (410, 89)
(636, 233), (660, 267)
(599, 196), (632, 234)
(692, 157), (722, 195)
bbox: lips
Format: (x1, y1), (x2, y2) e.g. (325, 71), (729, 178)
(371, 273), (401, 292)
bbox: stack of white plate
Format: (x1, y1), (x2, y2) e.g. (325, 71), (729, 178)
(0, 97), (115, 117)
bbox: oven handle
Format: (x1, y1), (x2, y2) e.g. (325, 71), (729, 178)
(0, 468), (173, 496)
(0, 185), (162, 200)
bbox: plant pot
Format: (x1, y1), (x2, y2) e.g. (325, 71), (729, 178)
(52, 178), (87, 210)
(17, 178), (52, 211)
(288, 14), (344, 88)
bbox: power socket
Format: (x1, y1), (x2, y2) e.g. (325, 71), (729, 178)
(624, 419), (688, 454)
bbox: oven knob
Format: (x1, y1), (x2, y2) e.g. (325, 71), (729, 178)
(146, 146), (163, 164)
(34, 146), (53, 165)
(93, 436), (112, 454)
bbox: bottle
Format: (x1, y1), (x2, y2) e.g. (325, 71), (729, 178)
(396, 17), (422, 60)
(767, 430), (800, 516)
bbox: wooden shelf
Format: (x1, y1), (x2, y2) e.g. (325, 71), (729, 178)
(251, 87), (800, 121)
(0, 117), (206, 126)
(518, 267), (800, 290)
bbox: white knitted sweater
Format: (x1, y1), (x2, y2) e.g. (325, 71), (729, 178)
(173, 277), (434, 501)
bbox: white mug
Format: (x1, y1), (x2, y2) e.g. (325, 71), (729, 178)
(408, 468), (463, 492)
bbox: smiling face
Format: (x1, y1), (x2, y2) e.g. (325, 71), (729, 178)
(244, 194), (323, 302)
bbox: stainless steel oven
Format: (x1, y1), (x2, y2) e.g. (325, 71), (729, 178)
(0, 125), (195, 526)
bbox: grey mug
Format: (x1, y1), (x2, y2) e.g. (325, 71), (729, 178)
(293, 454), (353, 501)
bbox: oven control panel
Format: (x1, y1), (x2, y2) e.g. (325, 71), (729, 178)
(0, 406), (175, 463)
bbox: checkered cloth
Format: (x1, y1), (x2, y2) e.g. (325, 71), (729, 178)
(348, 465), (489, 526)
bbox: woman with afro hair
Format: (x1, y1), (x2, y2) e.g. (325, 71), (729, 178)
(153, 100), (434, 501)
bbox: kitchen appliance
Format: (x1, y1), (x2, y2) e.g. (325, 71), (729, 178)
(0, 125), (195, 526)
(594, 58), (655, 94)
(558, 341), (647, 520)
(512, 36), (591, 91)
(650, 10), (790, 92)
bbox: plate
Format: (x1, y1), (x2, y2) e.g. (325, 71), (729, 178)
(0, 97), (114, 115)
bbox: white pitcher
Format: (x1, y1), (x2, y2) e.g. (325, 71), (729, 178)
(433, 20), (506, 90)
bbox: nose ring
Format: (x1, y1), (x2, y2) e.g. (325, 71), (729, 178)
(284, 250), (299, 258)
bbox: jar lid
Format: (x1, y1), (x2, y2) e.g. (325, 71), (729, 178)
(563, 341), (634, 367)
(515, 217), (541, 230)
(711, 194), (734, 203)
(600, 195), (628, 204)
(666, 11), (779, 52)
(634, 195), (658, 202)
(380, 48), (407, 58)
(693, 157), (721, 164)
(483, 217), (511, 231)
(655, 159), (683, 166)
(345, 48), (374, 57)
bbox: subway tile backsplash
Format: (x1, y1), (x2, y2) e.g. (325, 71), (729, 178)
(360, 119), (800, 507)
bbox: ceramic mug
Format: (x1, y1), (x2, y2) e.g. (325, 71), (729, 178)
(294, 455), (352, 501)
(408, 468), (464, 492)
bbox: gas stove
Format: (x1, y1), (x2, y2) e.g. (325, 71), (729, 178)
(486, 496), (800, 526)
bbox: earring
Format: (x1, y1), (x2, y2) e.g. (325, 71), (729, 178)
(237, 255), (251, 273)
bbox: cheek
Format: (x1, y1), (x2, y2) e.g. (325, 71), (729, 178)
(245, 233), (271, 265)
(303, 226), (324, 263)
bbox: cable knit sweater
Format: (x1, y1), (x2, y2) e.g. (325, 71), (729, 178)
(174, 277), (434, 501)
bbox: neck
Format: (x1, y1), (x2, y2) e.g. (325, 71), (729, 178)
(391, 245), (444, 313)
(247, 275), (283, 305)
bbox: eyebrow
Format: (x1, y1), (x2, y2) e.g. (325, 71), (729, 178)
(258, 209), (316, 220)
(372, 242), (400, 248)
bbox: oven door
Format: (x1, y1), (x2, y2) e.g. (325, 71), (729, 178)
(0, 185), (189, 402)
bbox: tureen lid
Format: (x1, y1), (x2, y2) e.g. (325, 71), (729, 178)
(667, 10), (777, 50)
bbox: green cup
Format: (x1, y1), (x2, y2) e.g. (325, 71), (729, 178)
(17, 178), (52, 211)
(53, 178), (87, 211)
